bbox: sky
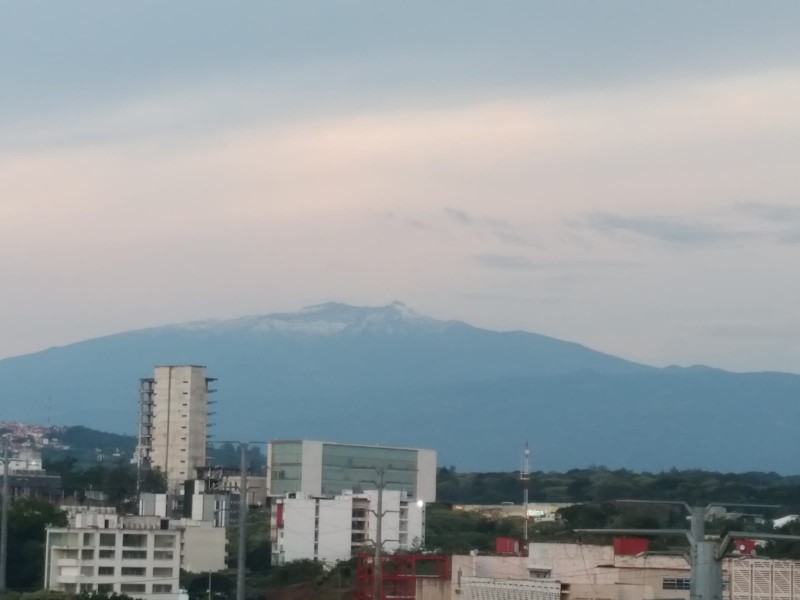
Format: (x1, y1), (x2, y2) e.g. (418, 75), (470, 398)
(2, 1), (800, 372)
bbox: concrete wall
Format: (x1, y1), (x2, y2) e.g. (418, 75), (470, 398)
(317, 495), (354, 564)
(417, 579), (451, 600)
(182, 525), (226, 573)
(453, 555), (530, 581)
(279, 497), (317, 563)
(417, 449), (438, 502)
(528, 543), (615, 582)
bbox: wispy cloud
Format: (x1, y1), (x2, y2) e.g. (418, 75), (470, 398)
(473, 254), (636, 270)
(736, 202), (800, 222)
(382, 211), (433, 230)
(443, 207), (532, 246)
(582, 213), (745, 245)
(778, 231), (800, 244)
(443, 207), (473, 226)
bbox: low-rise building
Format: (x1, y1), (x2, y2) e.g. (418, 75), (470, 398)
(271, 489), (426, 566)
(45, 509), (226, 600)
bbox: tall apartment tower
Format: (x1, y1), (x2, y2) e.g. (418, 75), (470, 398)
(137, 365), (215, 492)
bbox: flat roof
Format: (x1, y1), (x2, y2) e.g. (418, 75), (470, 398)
(268, 439), (436, 453)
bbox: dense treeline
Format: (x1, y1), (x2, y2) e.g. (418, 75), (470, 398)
(44, 458), (166, 509)
(5, 498), (68, 589)
(438, 467), (800, 508)
(428, 466), (800, 556)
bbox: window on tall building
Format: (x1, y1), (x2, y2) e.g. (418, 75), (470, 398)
(121, 584), (146, 594)
(154, 534), (175, 548)
(122, 534), (146, 548)
(99, 533), (116, 547)
(121, 567), (146, 577)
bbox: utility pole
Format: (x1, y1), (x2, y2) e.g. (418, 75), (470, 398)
(372, 467), (386, 600)
(0, 440), (8, 591)
(576, 500), (800, 600)
(215, 440), (258, 600)
(237, 443), (248, 600)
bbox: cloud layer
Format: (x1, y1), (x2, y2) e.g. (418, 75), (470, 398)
(2, 4), (800, 374)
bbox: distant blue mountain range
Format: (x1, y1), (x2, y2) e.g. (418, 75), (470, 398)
(1, 302), (797, 472)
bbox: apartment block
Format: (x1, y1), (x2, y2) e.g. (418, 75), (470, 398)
(270, 489), (426, 566)
(139, 365), (216, 491)
(45, 510), (225, 600)
(45, 526), (181, 600)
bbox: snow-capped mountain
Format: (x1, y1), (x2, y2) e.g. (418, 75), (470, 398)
(173, 301), (449, 336)
(0, 302), (798, 472)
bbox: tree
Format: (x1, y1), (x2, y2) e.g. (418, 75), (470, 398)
(7, 498), (68, 590)
(182, 572), (236, 600)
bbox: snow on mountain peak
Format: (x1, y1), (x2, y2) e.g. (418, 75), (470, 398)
(171, 302), (445, 336)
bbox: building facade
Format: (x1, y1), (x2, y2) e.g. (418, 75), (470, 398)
(45, 524), (182, 600)
(267, 440), (437, 502)
(270, 489), (426, 566)
(45, 509), (226, 600)
(140, 366), (215, 491)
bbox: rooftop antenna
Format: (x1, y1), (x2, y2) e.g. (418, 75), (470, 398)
(521, 442), (530, 542)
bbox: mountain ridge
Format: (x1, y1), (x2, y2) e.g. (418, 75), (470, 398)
(1, 302), (797, 472)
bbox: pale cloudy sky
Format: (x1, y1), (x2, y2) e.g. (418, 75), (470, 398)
(2, 1), (800, 372)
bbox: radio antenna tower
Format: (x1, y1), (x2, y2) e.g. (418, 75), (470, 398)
(521, 442), (530, 541)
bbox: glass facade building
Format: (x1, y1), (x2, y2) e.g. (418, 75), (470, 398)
(268, 440), (437, 502)
(269, 441), (303, 496)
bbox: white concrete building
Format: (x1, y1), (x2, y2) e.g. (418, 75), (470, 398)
(270, 489), (426, 566)
(184, 490), (240, 527)
(45, 509), (226, 600)
(143, 366), (215, 491)
(268, 440), (437, 502)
